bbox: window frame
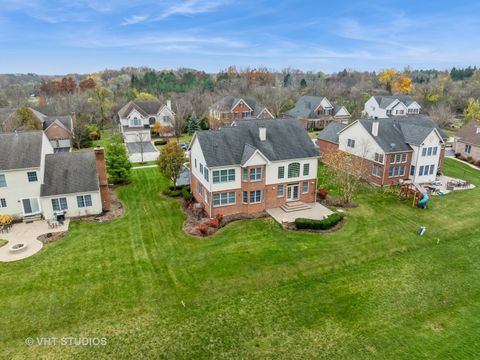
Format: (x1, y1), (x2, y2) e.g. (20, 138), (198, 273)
(303, 163), (310, 176)
(0, 198), (6, 208)
(0, 174), (6, 188)
(51, 197), (68, 211)
(277, 184), (284, 197)
(287, 162), (300, 178)
(302, 181), (309, 194)
(278, 166), (285, 179)
(76, 194), (92, 208)
(249, 167), (262, 182)
(27, 171), (38, 182)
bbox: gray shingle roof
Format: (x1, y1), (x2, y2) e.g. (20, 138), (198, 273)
(373, 95), (417, 109)
(454, 120), (480, 146)
(43, 115), (73, 132)
(357, 115), (447, 153)
(118, 100), (164, 118)
(287, 96), (325, 118)
(40, 151), (100, 196)
(210, 96), (268, 116)
(196, 119), (318, 167)
(0, 131), (44, 170)
(316, 122), (348, 144)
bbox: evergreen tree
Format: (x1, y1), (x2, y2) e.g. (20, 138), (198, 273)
(186, 112), (201, 135)
(105, 134), (132, 184)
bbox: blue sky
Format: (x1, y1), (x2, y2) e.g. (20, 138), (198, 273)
(0, 0), (479, 74)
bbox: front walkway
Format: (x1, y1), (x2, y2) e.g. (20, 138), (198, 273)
(267, 203), (333, 224)
(0, 220), (69, 262)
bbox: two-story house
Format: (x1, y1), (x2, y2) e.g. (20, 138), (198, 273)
(118, 100), (176, 143)
(189, 119), (319, 218)
(317, 115), (447, 185)
(0, 131), (109, 220)
(286, 95), (351, 130)
(208, 96), (274, 129)
(453, 120), (480, 163)
(1, 107), (75, 152)
(364, 95), (421, 119)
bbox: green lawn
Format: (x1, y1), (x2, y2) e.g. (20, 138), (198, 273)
(2, 159), (480, 358)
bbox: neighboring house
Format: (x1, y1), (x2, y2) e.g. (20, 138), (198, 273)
(208, 96), (274, 128)
(0, 131), (110, 220)
(1, 107), (74, 152)
(118, 100), (175, 143)
(364, 95), (421, 119)
(317, 115), (447, 185)
(286, 95), (351, 130)
(453, 120), (480, 162)
(189, 119), (319, 218)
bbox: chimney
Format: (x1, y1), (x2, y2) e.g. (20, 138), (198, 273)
(259, 127), (266, 141)
(94, 146), (111, 211)
(166, 100), (171, 110)
(372, 119), (379, 136)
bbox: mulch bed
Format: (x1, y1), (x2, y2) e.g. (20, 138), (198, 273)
(319, 196), (358, 208)
(181, 202), (269, 238)
(74, 186), (125, 223)
(37, 231), (68, 244)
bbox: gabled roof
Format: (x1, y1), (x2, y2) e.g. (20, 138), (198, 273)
(0, 131), (44, 170)
(316, 122), (348, 144)
(287, 95), (348, 119)
(454, 120), (480, 146)
(118, 100), (165, 118)
(373, 95), (419, 109)
(338, 115), (446, 153)
(195, 119), (318, 167)
(40, 151), (99, 196)
(210, 96), (269, 117)
(43, 115), (73, 133)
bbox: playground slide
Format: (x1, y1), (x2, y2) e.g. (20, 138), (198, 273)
(417, 193), (429, 209)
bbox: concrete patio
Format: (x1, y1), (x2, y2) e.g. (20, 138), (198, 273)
(423, 175), (476, 195)
(0, 220), (69, 262)
(267, 202), (333, 224)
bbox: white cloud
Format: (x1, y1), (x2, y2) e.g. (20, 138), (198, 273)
(154, 0), (226, 20)
(121, 15), (149, 26)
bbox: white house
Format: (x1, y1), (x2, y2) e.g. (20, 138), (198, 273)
(189, 119), (319, 218)
(317, 115), (447, 185)
(364, 95), (421, 119)
(118, 100), (175, 143)
(0, 131), (109, 220)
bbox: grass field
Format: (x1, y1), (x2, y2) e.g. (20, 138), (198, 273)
(1, 158), (480, 358)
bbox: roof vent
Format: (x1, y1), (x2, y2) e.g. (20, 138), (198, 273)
(390, 143), (396, 150)
(259, 127), (266, 141)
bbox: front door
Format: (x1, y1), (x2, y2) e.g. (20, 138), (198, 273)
(287, 184), (299, 201)
(22, 198), (40, 216)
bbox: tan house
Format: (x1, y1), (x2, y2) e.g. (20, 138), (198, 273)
(208, 96), (274, 128)
(453, 120), (480, 163)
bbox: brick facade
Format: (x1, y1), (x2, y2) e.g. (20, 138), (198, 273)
(44, 123), (71, 141)
(190, 165), (317, 218)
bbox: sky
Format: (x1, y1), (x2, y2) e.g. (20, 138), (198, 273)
(0, 0), (479, 75)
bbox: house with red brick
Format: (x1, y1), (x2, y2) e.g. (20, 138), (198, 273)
(317, 115), (448, 186)
(189, 119), (319, 218)
(1, 107), (74, 152)
(286, 95), (351, 130)
(208, 96), (274, 128)
(453, 120), (480, 163)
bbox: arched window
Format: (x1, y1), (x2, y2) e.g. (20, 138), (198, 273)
(149, 117), (156, 125)
(288, 162), (300, 178)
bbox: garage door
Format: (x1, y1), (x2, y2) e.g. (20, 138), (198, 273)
(125, 133), (139, 143)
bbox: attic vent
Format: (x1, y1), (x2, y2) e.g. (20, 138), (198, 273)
(390, 143), (396, 150)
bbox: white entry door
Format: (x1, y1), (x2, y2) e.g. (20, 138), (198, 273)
(21, 198), (41, 216)
(287, 184), (299, 201)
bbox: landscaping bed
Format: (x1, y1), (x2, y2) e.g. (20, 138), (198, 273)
(75, 186), (125, 222)
(37, 231), (68, 245)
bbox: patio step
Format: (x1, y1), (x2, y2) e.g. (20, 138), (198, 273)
(23, 214), (42, 223)
(281, 201), (312, 213)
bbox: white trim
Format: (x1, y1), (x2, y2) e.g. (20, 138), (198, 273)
(242, 149), (270, 166)
(230, 98), (253, 112)
(256, 107), (274, 119)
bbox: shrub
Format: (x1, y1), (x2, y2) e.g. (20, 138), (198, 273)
(454, 152), (461, 158)
(162, 188), (182, 197)
(467, 156), (475, 164)
(0, 215), (13, 225)
(182, 187), (193, 202)
(295, 212), (344, 230)
(318, 188), (328, 199)
(196, 224), (209, 236)
(475, 160), (480, 167)
(154, 140), (167, 146)
(207, 218), (219, 228)
(215, 213), (224, 223)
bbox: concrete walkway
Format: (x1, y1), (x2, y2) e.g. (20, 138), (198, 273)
(0, 220), (69, 262)
(132, 164), (158, 170)
(268, 203), (333, 224)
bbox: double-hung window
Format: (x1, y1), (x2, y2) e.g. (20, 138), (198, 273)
(278, 166), (285, 179)
(372, 164), (382, 177)
(204, 168), (209, 182)
(51, 198), (68, 211)
(347, 139), (356, 148)
(374, 153), (384, 163)
(249, 190), (262, 204)
(76, 195), (92, 208)
(0, 198), (6, 208)
(302, 181), (309, 193)
(213, 169), (235, 183)
(249, 168), (262, 181)
(465, 144), (472, 154)
(277, 185), (284, 197)
(303, 163), (310, 176)
(0, 174), (6, 187)
(432, 147), (438, 156)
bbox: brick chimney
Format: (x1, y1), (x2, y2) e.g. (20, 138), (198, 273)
(94, 146), (110, 211)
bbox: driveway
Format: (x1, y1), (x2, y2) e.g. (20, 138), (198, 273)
(0, 220), (69, 262)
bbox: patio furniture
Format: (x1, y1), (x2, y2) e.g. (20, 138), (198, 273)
(47, 220), (59, 229)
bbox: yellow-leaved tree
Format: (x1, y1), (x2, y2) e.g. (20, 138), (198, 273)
(392, 76), (414, 94)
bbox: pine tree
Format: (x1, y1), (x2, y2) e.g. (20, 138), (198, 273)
(186, 112), (201, 135)
(105, 134), (132, 184)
